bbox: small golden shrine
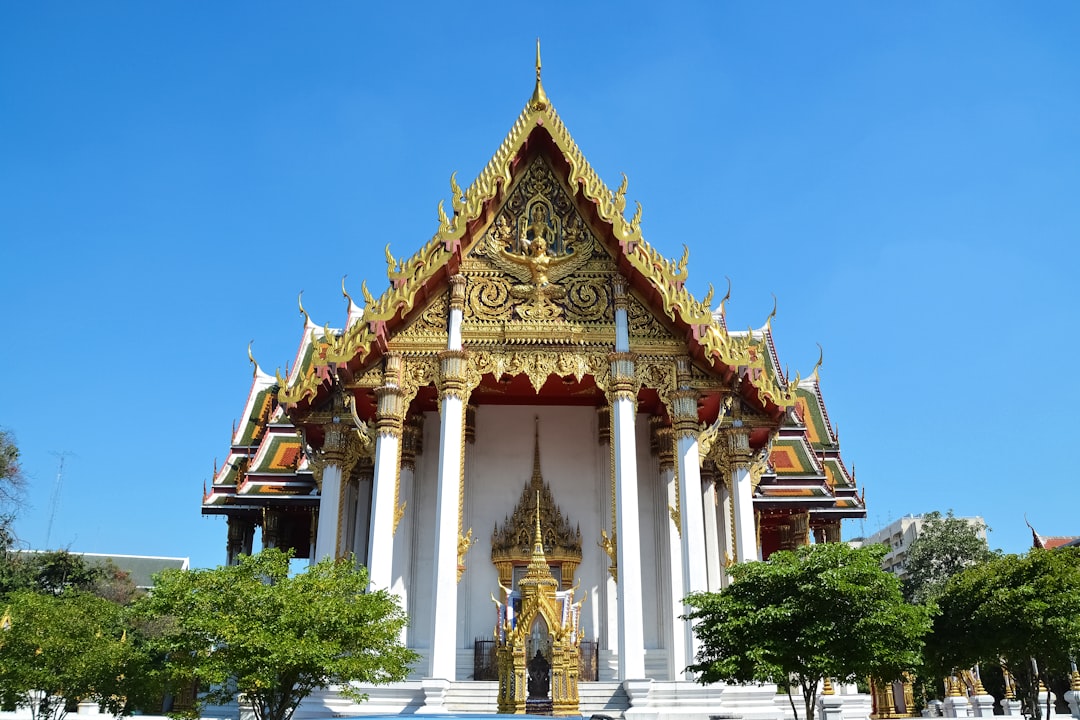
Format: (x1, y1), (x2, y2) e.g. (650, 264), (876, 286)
(494, 495), (583, 715)
(491, 419), (582, 590)
(869, 675), (917, 719)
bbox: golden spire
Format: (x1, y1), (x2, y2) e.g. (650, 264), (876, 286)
(531, 416), (543, 488)
(524, 490), (556, 583)
(529, 38), (549, 111)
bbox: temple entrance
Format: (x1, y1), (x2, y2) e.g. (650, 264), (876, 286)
(495, 499), (581, 716)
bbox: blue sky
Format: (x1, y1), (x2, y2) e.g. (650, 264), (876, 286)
(2, 3), (1078, 569)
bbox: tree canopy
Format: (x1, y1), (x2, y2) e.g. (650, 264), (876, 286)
(925, 547), (1080, 720)
(687, 542), (930, 720)
(0, 589), (134, 720)
(0, 429), (25, 511)
(902, 510), (995, 604)
(135, 549), (417, 720)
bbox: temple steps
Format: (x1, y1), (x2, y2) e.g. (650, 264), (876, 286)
(442, 680), (630, 716)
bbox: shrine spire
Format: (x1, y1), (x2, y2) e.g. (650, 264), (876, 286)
(530, 38), (549, 111)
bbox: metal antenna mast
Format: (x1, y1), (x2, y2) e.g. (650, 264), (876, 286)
(45, 451), (73, 549)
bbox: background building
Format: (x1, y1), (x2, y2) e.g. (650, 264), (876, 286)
(851, 514), (986, 578)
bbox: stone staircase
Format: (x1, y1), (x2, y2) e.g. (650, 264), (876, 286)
(443, 680), (630, 717)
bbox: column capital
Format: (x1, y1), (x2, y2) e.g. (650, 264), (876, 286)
(437, 349), (473, 401)
(317, 414), (374, 490)
(448, 274), (467, 311)
(670, 388), (699, 439)
(611, 276), (629, 311)
(721, 425), (754, 468)
(596, 405), (611, 445)
(374, 384), (406, 436)
(401, 415), (425, 471)
(650, 418), (675, 470)
(607, 351), (639, 403)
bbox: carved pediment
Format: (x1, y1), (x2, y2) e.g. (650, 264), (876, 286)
(491, 418), (582, 589)
(465, 157), (616, 327)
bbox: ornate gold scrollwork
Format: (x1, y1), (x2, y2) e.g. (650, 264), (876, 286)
(599, 528), (617, 583)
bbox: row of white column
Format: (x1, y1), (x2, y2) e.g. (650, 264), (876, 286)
(309, 273), (759, 684)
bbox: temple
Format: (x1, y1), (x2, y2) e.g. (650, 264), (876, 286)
(202, 47), (866, 717)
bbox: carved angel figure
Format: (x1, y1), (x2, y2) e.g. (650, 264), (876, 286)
(484, 210), (593, 320)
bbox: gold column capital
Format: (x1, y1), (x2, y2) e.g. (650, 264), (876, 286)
(437, 348), (473, 401)
(607, 351), (639, 403)
(449, 274), (467, 311)
(650, 418), (675, 470)
(611, 276), (629, 311)
(721, 425), (754, 468)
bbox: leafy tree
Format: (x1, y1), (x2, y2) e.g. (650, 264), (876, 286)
(902, 510), (995, 604)
(686, 543), (930, 720)
(0, 550), (136, 602)
(135, 549), (417, 720)
(0, 590), (132, 720)
(0, 429), (25, 511)
(925, 548), (1080, 720)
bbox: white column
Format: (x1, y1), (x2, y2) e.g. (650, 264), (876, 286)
(429, 275), (468, 682)
(610, 277), (645, 681)
(727, 425), (757, 563)
(369, 430), (401, 590)
(314, 408), (362, 561)
(674, 422), (707, 674)
(702, 475), (722, 592)
(369, 355), (405, 592)
(596, 406), (618, 680)
(612, 389), (644, 680)
(393, 417), (421, 644)
(671, 359), (708, 675)
(660, 448), (686, 681)
(314, 463), (344, 561)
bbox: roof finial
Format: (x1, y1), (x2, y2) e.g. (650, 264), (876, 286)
(530, 38), (549, 111)
(298, 291), (312, 327)
(810, 343), (824, 381)
(764, 293), (777, 331)
(247, 340), (259, 378)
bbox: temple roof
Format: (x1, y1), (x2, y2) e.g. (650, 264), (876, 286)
(275, 58), (800, 419)
(205, 52), (864, 525)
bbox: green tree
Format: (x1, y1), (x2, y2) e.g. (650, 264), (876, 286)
(0, 590), (132, 720)
(135, 549), (417, 720)
(902, 511), (995, 604)
(0, 429), (25, 511)
(0, 551), (137, 602)
(925, 548), (1080, 720)
(687, 543), (931, 720)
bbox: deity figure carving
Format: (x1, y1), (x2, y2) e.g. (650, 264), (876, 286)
(484, 201), (593, 320)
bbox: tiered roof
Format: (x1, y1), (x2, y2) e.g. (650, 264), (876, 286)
(203, 50), (864, 526)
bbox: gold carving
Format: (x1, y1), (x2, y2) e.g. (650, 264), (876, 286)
(466, 275), (515, 322)
(480, 201), (593, 321)
(494, 489), (583, 716)
(598, 528), (617, 584)
(470, 350), (611, 395)
(491, 420), (583, 590)
(457, 528), (473, 582)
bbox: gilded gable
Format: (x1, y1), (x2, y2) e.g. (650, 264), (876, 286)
(463, 157), (616, 329)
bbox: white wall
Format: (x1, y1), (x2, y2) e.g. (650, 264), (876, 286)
(402, 403), (673, 680)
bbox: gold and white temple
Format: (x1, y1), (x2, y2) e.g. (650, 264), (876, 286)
(203, 48), (866, 716)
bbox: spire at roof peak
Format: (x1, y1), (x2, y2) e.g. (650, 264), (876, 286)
(529, 38), (549, 111)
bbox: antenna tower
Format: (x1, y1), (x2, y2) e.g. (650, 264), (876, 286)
(45, 451), (73, 549)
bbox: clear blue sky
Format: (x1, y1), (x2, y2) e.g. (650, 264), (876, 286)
(2, 3), (1078, 569)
